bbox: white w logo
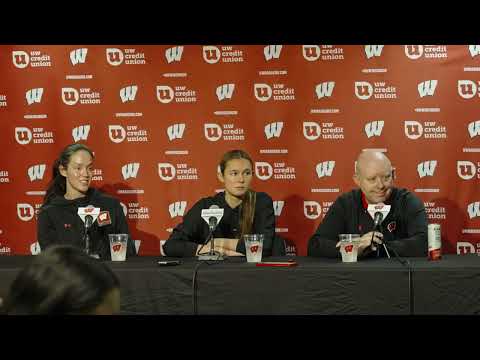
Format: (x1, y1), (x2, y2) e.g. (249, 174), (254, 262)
(26, 88), (43, 105)
(364, 120), (384, 138)
(27, 164), (46, 181)
(418, 80), (438, 98)
(417, 161), (437, 178)
(316, 161), (335, 178)
(273, 201), (285, 216)
(467, 202), (480, 219)
(72, 125), (91, 142)
(120, 85), (138, 103)
(216, 83), (235, 101)
(469, 45), (480, 58)
(468, 121), (480, 138)
(167, 123), (186, 140)
(264, 122), (284, 139)
(364, 45), (384, 59)
(169, 201), (187, 218)
(315, 82), (335, 99)
(70, 48), (88, 65)
(121, 163), (140, 180)
(165, 46), (184, 63)
(264, 45), (282, 61)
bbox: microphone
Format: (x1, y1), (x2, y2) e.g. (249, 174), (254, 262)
(368, 201), (410, 268)
(367, 204), (391, 258)
(85, 214), (93, 229)
(199, 204), (225, 261)
(373, 212), (383, 229)
(77, 206), (100, 255)
(201, 204), (224, 231)
(208, 216), (218, 231)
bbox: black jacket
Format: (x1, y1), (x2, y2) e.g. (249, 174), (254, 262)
(308, 188), (427, 258)
(37, 188), (136, 260)
(164, 191), (275, 257)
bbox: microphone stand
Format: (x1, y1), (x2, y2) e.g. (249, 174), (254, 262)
(83, 216), (100, 259)
(380, 234), (391, 259)
(371, 225), (390, 258)
(198, 224), (224, 261)
(382, 242), (410, 267)
(84, 225), (91, 255)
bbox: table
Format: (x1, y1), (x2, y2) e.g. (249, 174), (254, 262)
(0, 254), (479, 315)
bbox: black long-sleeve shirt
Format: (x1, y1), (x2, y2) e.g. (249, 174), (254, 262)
(164, 191), (275, 257)
(308, 188), (427, 258)
(37, 188), (136, 260)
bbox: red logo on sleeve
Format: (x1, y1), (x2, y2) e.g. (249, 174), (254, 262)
(387, 221), (396, 233)
(97, 211), (112, 226)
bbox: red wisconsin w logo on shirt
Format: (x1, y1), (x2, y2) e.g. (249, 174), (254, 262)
(97, 211), (112, 226)
(387, 221), (396, 233)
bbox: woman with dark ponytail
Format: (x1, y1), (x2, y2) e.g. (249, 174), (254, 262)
(38, 143), (136, 260)
(164, 149), (275, 257)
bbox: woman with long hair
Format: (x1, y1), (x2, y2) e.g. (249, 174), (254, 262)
(163, 149), (275, 257)
(37, 143), (136, 259)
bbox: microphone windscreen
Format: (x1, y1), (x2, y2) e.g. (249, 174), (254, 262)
(209, 216), (217, 227)
(374, 212), (383, 226)
(85, 215), (93, 228)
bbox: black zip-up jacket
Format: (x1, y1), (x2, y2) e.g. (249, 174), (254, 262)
(308, 188), (427, 258)
(37, 188), (136, 260)
(164, 191), (275, 257)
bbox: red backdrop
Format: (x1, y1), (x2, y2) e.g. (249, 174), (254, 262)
(1, 45), (479, 256)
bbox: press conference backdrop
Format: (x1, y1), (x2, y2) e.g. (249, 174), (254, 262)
(1, 45), (479, 256)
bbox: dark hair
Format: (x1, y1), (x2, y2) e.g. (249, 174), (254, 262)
(3, 245), (119, 315)
(219, 150), (257, 240)
(43, 143), (94, 205)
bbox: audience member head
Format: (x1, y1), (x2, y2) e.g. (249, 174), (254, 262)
(3, 245), (120, 315)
